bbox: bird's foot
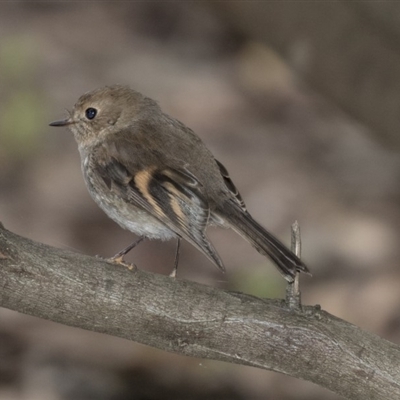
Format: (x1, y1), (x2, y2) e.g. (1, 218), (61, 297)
(106, 254), (137, 271)
(169, 267), (177, 279)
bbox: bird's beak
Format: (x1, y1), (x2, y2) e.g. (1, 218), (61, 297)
(49, 118), (74, 127)
(49, 109), (75, 127)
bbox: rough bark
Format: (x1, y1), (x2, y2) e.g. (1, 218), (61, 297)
(0, 224), (399, 400)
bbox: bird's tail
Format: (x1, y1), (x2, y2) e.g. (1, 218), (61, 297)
(218, 203), (310, 282)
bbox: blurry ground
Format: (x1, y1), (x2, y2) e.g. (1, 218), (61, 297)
(0, 3), (399, 400)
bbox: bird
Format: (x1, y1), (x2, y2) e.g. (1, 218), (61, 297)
(50, 85), (310, 281)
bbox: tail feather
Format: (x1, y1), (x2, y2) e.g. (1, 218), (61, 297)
(218, 203), (310, 282)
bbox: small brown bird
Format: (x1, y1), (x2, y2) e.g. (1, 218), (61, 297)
(50, 85), (309, 281)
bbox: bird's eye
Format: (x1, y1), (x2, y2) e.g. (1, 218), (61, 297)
(85, 107), (97, 120)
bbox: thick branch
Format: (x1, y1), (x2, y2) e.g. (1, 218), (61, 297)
(0, 225), (399, 400)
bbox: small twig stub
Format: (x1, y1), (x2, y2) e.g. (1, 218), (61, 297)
(286, 221), (302, 310)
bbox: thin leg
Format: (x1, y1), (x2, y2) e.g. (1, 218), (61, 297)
(110, 236), (145, 265)
(169, 238), (181, 278)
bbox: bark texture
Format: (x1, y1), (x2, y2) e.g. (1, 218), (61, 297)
(0, 225), (399, 400)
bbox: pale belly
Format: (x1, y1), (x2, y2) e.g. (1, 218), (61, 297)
(83, 165), (177, 240)
(97, 194), (176, 240)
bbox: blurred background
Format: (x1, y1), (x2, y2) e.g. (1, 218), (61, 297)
(1, 2), (400, 400)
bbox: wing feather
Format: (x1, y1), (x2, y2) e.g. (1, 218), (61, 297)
(93, 154), (224, 271)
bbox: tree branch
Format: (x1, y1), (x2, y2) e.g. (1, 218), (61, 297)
(0, 224), (399, 399)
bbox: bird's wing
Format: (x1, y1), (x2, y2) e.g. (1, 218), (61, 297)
(215, 159), (247, 212)
(92, 151), (224, 271)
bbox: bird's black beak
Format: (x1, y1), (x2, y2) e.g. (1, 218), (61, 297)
(49, 118), (73, 127)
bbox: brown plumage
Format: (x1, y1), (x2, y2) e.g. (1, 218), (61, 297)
(50, 85), (310, 281)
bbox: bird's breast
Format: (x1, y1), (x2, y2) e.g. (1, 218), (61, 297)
(81, 156), (176, 240)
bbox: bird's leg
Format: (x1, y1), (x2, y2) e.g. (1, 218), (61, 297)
(109, 236), (145, 268)
(169, 238), (181, 278)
